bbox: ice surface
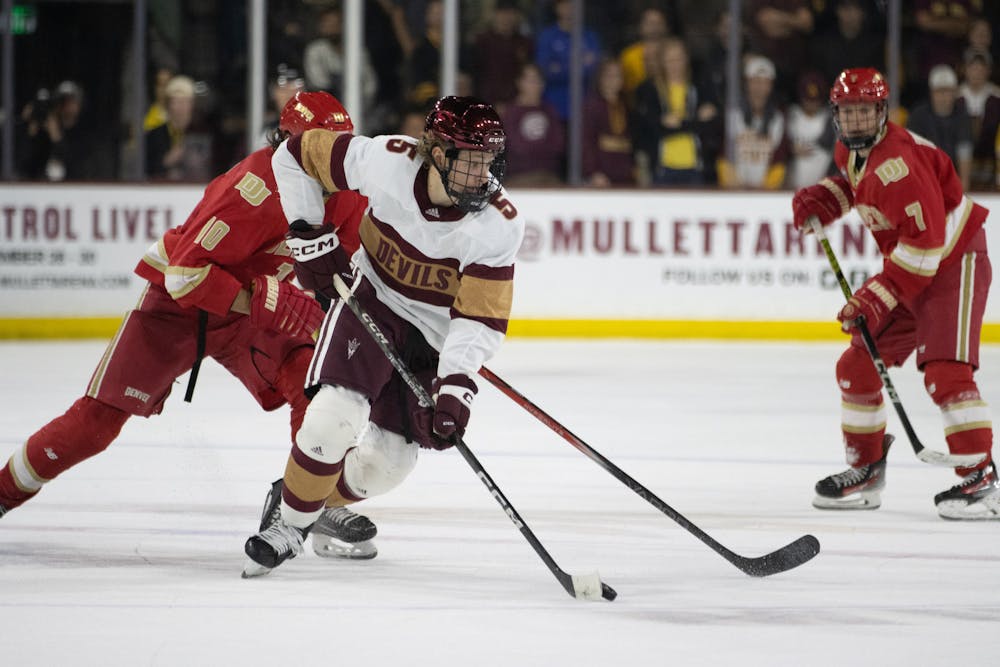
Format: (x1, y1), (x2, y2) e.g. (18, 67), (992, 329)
(1, 339), (999, 666)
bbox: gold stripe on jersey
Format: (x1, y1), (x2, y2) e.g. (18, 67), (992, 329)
(86, 288), (146, 400)
(359, 215), (460, 299)
(957, 253), (975, 362)
(140, 239), (170, 275)
(941, 197), (973, 260)
(889, 241), (943, 277)
(163, 264), (213, 300)
(454, 275), (513, 322)
(841, 399), (887, 434)
(299, 129), (342, 194)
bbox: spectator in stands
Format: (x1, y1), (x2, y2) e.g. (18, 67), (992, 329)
(470, 0), (533, 108)
(145, 75), (212, 182)
(910, 0), (979, 101)
(744, 0), (814, 105)
(397, 105), (428, 139)
(143, 67), (175, 132)
(808, 0), (885, 89)
(633, 37), (716, 187)
(959, 49), (1000, 190)
(786, 71), (836, 189)
(18, 80), (92, 182)
(535, 0), (602, 120)
(908, 64), (974, 191)
(619, 7), (671, 102)
(303, 7), (378, 116)
(254, 65), (305, 150)
(716, 55), (789, 190)
(582, 58), (634, 187)
(502, 62), (566, 187)
(403, 0), (445, 106)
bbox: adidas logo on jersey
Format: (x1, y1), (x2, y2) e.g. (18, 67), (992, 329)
(424, 207), (440, 218)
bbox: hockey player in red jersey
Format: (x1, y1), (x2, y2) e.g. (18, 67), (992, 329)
(242, 96), (524, 576)
(0, 93), (372, 541)
(792, 67), (999, 519)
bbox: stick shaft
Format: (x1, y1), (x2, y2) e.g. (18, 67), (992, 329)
(478, 367), (820, 576)
(809, 218), (984, 467)
(332, 276), (613, 600)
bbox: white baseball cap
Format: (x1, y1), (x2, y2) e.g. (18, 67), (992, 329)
(928, 64), (958, 90)
(744, 55), (776, 81)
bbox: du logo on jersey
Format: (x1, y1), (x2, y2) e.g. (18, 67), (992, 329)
(347, 338), (360, 360)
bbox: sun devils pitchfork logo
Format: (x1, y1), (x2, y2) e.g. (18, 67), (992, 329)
(347, 338), (360, 359)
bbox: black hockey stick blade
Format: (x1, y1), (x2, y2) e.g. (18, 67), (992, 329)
(731, 534), (821, 577)
(479, 367), (821, 577)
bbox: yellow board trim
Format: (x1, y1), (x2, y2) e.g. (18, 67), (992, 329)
(4, 317), (1000, 342)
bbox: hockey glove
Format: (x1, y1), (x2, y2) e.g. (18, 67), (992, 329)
(837, 276), (899, 333)
(792, 176), (854, 232)
(285, 220), (352, 300)
(431, 374), (478, 443)
(249, 275), (325, 338)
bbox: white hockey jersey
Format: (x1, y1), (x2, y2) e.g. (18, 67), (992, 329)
(272, 131), (525, 379)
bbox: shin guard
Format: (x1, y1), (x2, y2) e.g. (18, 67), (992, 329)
(836, 346), (887, 466)
(0, 397), (129, 510)
(924, 360), (993, 476)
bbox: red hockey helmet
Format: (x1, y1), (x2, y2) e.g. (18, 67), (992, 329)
(279, 91), (354, 137)
(829, 68), (889, 150)
(424, 96), (505, 152)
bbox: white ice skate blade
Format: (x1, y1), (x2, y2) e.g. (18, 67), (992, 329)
(937, 495), (1000, 520)
(812, 491), (882, 510)
(312, 536), (377, 560)
(241, 557), (274, 579)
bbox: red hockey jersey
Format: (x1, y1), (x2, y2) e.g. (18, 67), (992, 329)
(834, 122), (988, 304)
(135, 147), (366, 316)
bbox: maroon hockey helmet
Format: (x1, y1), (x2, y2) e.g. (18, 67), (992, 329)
(423, 96), (506, 213)
(424, 96), (506, 153)
(279, 91), (354, 137)
(829, 68), (889, 150)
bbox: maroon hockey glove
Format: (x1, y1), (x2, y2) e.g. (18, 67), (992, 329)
(837, 276), (899, 333)
(285, 220), (353, 300)
(431, 374), (478, 443)
(792, 176), (854, 232)
(411, 407), (454, 450)
(249, 275), (325, 338)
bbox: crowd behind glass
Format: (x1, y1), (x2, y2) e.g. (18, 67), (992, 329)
(10, 0), (1000, 191)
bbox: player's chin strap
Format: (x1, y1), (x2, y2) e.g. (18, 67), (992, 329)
(184, 310), (209, 402)
(808, 216), (986, 467)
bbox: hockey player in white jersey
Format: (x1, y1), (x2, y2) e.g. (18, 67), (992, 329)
(243, 96), (525, 577)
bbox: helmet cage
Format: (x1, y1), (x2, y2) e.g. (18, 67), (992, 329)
(829, 68), (889, 150)
(424, 96), (507, 212)
(436, 144), (506, 213)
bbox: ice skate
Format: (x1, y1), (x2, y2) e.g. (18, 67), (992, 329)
(242, 518), (308, 578)
(311, 506), (378, 560)
(813, 435), (893, 510)
(258, 478), (283, 532)
(935, 462), (1000, 520)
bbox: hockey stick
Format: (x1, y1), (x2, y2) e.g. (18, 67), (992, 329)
(809, 217), (986, 467)
(332, 275), (616, 602)
(478, 367), (821, 577)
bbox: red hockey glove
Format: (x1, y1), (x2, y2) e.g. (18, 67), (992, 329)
(249, 275), (325, 338)
(285, 220), (353, 300)
(792, 176), (854, 232)
(837, 276), (899, 333)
